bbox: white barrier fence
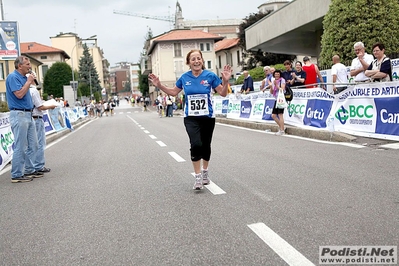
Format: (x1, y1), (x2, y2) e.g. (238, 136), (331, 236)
(214, 81), (399, 141)
(0, 107), (87, 171)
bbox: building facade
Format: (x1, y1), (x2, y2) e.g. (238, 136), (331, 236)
(214, 38), (243, 79)
(146, 29), (223, 100)
(50, 32), (106, 88)
(20, 42), (70, 83)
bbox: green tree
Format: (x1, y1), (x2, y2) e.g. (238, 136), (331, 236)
(238, 12), (296, 70)
(139, 28), (152, 96)
(320, 0), (399, 66)
(43, 62), (72, 97)
(138, 65), (149, 96)
(78, 44), (101, 97)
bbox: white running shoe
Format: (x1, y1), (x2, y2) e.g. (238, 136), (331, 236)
(275, 130), (285, 136)
(202, 170), (210, 185)
(193, 174), (203, 190)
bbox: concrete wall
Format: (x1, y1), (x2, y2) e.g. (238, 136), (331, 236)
(246, 0), (331, 56)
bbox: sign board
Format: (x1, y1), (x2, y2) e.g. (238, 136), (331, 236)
(0, 21), (19, 60)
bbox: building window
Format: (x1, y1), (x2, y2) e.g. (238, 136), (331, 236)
(200, 43), (211, 52)
(174, 43), (182, 57)
(237, 50), (240, 64)
(40, 55), (47, 60)
(207, 60), (212, 69)
(226, 53), (233, 66)
(42, 65), (49, 78)
(0, 93), (5, 102)
(218, 56), (221, 69)
(0, 63), (4, 80)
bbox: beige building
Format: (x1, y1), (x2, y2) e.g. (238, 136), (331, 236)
(214, 38), (243, 79)
(50, 32), (106, 88)
(146, 29), (223, 99)
(20, 42), (70, 83)
(130, 64), (140, 95)
(0, 59), (34, 103)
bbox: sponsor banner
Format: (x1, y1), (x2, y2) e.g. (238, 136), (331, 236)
(0, 108), (87, 171)
(0, 112), (13, 170)
(42, 111), (56, 135)
(0, 21), (20, 60)
(227, 99), (241, 119)
(240, 100), (252, 119)
(215, 82), (399, 140)
(47, 107), (67, 132)
(213, 98), (229, 115)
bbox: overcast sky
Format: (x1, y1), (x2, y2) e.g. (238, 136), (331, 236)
(6, 0), (269, 66)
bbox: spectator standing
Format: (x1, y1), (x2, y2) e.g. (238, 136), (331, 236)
(282, 60), (294, 88)
(302, 56), (325, 89)
(29, 75), (57, 174)
(149, 49), (231, 190)
(350, 41), (374, 82)
(331, 55), (349, 94)
(240, 70), (254, 94)
(260, 66), (272, 92)
(156, 93), (164, 117)
(365, 42), (392, 82)
(269, 70), (286, 136)
(6, 56), (42, 182)
(166, 95), (174, 117)
(290, 61), (306, 88)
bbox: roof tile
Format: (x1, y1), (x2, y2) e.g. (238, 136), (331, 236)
(215, 38), (240, 52)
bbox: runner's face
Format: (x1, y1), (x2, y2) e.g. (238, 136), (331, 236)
(189, 52), (203, 71)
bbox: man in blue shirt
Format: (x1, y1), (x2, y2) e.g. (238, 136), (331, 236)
(6, 56), (42, 183)
(240, 71), (254, 94)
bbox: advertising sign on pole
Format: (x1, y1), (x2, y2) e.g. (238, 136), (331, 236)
(0, 21), (19, 60)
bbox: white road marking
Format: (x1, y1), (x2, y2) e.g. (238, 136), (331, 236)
(191, 173), (226, 195)
(156, 141), (167, 147)
(149, 135), (157, 139)
(168, 152), (185, 162)
(248, 223), (315, 266)
(217, 123), (365, 148)
(143, 130), (150, 134)
(380, 143), (399, 149)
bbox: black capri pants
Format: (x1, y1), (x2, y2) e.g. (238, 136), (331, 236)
(184, 116), (215, 162)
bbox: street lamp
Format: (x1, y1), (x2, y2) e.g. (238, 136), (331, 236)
(70, 34), (97, 100)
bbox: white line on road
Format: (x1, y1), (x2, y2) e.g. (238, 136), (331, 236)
(143, 130), (150, 134)
(156, 141), (167, 147)
(191, 173), (226, 195)
(380, 143), (399, 149)
(168, 152), (186, 162)
(149, 135), (157, 139)
(248, 223), (315, 266)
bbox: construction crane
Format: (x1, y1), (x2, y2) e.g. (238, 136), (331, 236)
(113, 10), (174, 23)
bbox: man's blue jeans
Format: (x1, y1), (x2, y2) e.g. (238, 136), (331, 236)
(33, 117), (45, 170)
(9, 111), (38, 178)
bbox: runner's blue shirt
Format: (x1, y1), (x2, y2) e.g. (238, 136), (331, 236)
(176, 69), (222, 118)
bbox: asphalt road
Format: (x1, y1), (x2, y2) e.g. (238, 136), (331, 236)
(0, 101), (398, 266)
